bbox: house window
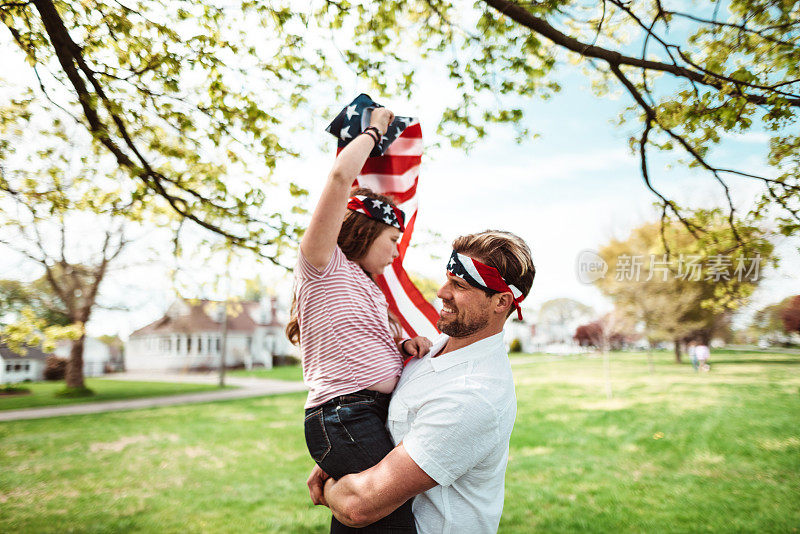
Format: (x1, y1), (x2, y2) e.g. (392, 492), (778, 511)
(216, 338), (221, 352)
(5, 364), (11, 372)
(14, 364), (22, 371)
(24, 363), (30, 371)
(187, 337), (193, 352)
(159, 337), (174, 352)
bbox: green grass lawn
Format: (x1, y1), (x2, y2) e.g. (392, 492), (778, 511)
(0, 379), (231, 411)
(227, 365), (303, 382)
(1, 351), (798, 532)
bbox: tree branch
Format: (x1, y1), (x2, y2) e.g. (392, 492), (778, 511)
(664, 10), (799, 48)
(480, 0), (800, 106)
(0, 2), (32, 10)
(608, 62), (742, 243)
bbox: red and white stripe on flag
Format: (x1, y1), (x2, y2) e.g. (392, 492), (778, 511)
(339, 121), (440, 339)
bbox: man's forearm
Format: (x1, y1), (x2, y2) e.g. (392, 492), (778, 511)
(324, 473), (379, 528)
(321, 444), (436, 528)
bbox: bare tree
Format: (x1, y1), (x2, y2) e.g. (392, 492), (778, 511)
(0, 138), (136, 391)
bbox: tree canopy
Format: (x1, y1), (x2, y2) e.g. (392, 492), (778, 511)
(780, 295), (800, 334)
(749, 294), (796, 338)
(594, 209), (774, 359)
(573, 311), (637, 351)
(1, 0), (324, 258)
(0, 278), (70, 329)
(2, 0), (797, 252)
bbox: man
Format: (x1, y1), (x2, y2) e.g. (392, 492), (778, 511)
(307, 230), (536, 533)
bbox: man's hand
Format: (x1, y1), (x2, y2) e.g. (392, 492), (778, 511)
(307, 464), (331, 507)
(402, 336), (432, 359)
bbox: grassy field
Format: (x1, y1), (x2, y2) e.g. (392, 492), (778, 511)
(1, 350), (798, 532)
(227, 365), (303, 382)
(0, 379), (230, 411)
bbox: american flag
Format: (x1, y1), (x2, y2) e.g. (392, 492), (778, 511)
(328, 95), (439, 339)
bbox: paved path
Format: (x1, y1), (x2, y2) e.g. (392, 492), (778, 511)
(0, 372), (307, 422)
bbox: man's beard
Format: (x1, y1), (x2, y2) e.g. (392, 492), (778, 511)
(437, 302), (490, 338)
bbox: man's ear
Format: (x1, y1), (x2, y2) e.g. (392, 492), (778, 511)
(494, 293), (514, 316)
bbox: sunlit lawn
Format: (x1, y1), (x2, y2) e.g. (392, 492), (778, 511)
(0, 379), (231, 411)
(227, 365), (304, 382)
(1, 350), (798, 532)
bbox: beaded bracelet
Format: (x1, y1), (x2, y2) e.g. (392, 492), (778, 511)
(362, 126), (382, 147)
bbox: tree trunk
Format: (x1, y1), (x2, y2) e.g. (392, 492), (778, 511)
(673, 338), (683, 363)
(65, 333), (86, 388)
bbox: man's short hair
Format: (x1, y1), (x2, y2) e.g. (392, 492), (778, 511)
(452, 230), (535, 316)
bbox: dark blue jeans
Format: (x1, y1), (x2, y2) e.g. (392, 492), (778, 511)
(305, 389), (416, 533)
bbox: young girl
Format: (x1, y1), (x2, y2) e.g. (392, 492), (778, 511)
(286, 106), (430, 533)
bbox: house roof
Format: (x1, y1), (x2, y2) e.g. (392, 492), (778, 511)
(130, 299), (262, 337)
(0, 343), (50, 362)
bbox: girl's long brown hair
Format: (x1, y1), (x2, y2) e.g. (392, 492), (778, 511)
(286, 187), (402, 345)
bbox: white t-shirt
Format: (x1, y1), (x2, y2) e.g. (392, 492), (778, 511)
(387, 331), (517, 534)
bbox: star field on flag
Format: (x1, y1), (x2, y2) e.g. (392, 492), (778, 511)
(326, 94), (415, 158)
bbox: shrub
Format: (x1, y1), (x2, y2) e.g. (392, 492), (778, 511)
(273, 355), (300, 367)
(0, 385), (31, 395)
(44, 355), (68, 381)
(509, 338), (523, 353)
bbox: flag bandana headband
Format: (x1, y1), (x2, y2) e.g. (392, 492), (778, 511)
(447, 250), (525, 320)
(347, 195), (406, 232)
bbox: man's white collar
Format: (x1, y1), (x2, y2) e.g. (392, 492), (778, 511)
(427, 331), (506, 373)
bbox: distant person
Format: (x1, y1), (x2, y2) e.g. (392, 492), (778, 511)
(688, 340), (699, 372)
(286, 105), (431, 533)
(695, 342), (711, 372)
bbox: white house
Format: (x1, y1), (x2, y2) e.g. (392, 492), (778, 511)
(125, 297), (295, 372)
(0, 343), (48, 384)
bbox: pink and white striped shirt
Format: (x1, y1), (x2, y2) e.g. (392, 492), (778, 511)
(295, 247), (403, 409)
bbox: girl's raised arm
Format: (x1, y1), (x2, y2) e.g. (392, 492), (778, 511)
(300, 107), (395, 271)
